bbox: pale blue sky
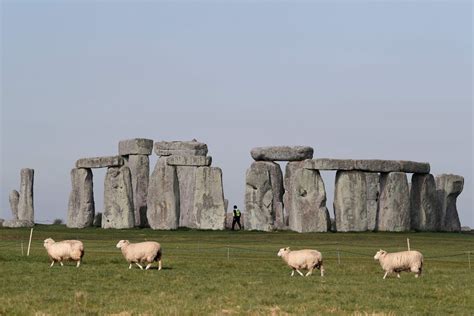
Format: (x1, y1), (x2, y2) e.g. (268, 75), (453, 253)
(1, 1), (472, 226)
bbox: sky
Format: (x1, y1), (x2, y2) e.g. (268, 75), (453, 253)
(1, 1), (472, 227)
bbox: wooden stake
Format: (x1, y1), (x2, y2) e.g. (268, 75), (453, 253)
(468, 251), (471, 270)
(21, 242), (24, 256)
(337, 249), (341, 265)
(27, 228), (33, 256)
(407, 238), (410, 251)
(227, 246), (230, 260)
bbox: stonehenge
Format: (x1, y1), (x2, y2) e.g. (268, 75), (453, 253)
(67, 168), (95, 228)
(244, 150), (464, 232)
(4, 169), (35, 228)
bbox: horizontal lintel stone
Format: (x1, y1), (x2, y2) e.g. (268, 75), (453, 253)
(166, 155), (212, 166)
(76, 156), (124, 168)
(154, 141), (208, 156)
(304, 158), (430, 173)
(251, 146), (314, 161)
(119, 138), (153, 155)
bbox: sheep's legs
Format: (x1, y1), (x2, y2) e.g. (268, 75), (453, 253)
(135, 263), (144, 270)
(158, 260), (162, 271)
(76, 261), (81, 268)
(50, 261), (55, 267)
(397, 273), (400, 278)
(383, 272), (389, 279)
(145, 263), (151, 270)
(291, 270), (295, 277)
(296, 269), (304, 277)
(320, 266), (325, 277)
(60, 261), (64, 267)
(305, 268), (313, 277)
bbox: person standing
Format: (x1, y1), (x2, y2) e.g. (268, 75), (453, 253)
(232, 205), (241, 230)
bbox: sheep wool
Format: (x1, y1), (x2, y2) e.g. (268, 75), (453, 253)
(116, 240), (162, 270)
(277, 247), (324, 277)
(374, 249), (423, 279)
(43, 238), (84, 268)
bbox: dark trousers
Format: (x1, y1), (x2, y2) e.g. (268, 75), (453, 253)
(232, 217), (241, 230)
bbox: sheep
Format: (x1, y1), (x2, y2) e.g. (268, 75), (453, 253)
(43, 238), (84, 268)
(374, 249), (423, 279)
(116, 240), (162, 270)
(277, 247), (324, 277)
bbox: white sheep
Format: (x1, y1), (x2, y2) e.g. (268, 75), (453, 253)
(374, 249), (423, 279)
(43, 238), (84, 268)
(116, 240), (162, 270)
(277, 247), (324, 277)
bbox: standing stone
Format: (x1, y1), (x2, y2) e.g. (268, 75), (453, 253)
(177, 166), (199, 228)
(266, 162), (284, 229)
(333, 171), (368, 232)
(9, 190), (20, 220)
(366, 173), (380, 231)
(67, 168), (95, 228)
(285, 162), (330, 232)
(194, 167), (226, 230)
(410, 174), (441, 231)
(102, 166), (135, 229)
(435, 174), (464, 232)
(18, 168), (34, 222)
(377, 172), (410, 231)
(147, 157), (180, 230)
(125, 155), (150, 227)
(245, 162), (274, 231)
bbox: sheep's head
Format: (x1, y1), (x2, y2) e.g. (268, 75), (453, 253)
(43, 238), (55, 248)
(277, 247), (290, 257)
(116, 240), (129, 249)
(374, 249), (386, 260)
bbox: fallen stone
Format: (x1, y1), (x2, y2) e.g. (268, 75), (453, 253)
(334, 171), (368, 232)
(377, 172), (410, 231)
(177, 166), (199, 228)
(76, 156), (124, 168)
(365, 173), (380, 231)
(154, 140), (208, 156)
(67, 168), (95, 228)
(9, 190), (19, 220)
(304, 159), (430, 173)
(18, 168), (34, 222)
(461, 226), (471, 232)
(436, 174), (464, 232)
(194, 167), (226, 230)
(125, 155), (150, 227)
(285, 162), (330, 232)
(410, 174), (441, 231)
(245, 162), (274, 231)
(3, 219), (34, 228)
(118, 138), (154, 155)
(147, 157), (180, 230)
(102, 166), (135, 229)
(167, 155), (212, 166)
(251, 146), (314, 161)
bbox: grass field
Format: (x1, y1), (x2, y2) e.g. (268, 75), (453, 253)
(0, 225), (473, 315)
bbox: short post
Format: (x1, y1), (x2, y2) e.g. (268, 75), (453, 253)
(468, 251), (471, 270)
(21, 242), (24, 256)
(337, 249), (341, 265)
(227, 246), (230, 260)
(27, 228), (33, 256)
(407, 238), (410, 251)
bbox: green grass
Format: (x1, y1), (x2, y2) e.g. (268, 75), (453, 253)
(1, 225), (473, 315)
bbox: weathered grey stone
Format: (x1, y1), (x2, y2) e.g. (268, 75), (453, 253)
(266, 162), (284, 229)
(245, 162), (274, 231)
(435, 174), (464, 232)
(67, 168), (95, 228)
(377, 172), (410, 231)
(461, 226), (471, 232)
(147, 157), (180, 230)
(119, 138), (153, 155)
(194, 167), (226, 230)
(285, 162), (330, 232)
(18, 168), (34, 222)
(167, 155), (212, 166)
(251, 146), (314, 161)
(177, 166), (198, 228)
(125, 155), (150, 227)
(102, 166), (135, 229)
(3, 219), (34, 228)
(76, 156), (124, 168)
(366, 173), (380, 231)
(304, 159), (430, 173)
(224, 199), (229, 213)
(9, 190), (19, 220)
(154, 140), (208, 156)
(410, 174), (441, 231)
(333, 171), (368, 232)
